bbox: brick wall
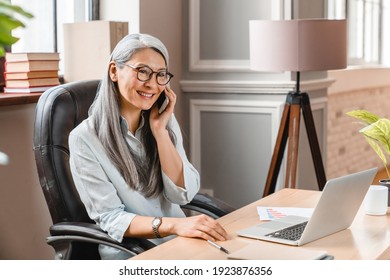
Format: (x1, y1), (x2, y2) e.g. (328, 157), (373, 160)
(327, 84), (390, 179)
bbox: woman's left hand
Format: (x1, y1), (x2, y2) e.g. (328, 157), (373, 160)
(149, 86), (176, 138)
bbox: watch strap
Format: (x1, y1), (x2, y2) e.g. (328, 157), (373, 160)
(152, 217), (162, 238)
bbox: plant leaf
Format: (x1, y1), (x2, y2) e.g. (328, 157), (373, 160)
(360, 119), (390, 154)
(0, 1), (33, 19)
(346, 109), (380, 125)
(0, 13), (25, 29)
(365, 136), (388, 167)
(0, 29), (19, 45)
(0, 14), (24, 46)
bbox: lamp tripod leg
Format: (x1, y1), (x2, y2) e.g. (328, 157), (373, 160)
(263, 101), (290, 197)
(263, 92), (327, 197)
(300, 93), (327, 190)
(285, 102), (301, 189)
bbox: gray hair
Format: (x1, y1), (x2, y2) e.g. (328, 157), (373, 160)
(89, 33), (175, 197)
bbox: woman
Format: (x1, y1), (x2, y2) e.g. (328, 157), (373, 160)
(69, 33), (227, 259)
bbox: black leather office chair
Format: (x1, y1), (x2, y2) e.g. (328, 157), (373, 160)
(33, 80), (235, 260)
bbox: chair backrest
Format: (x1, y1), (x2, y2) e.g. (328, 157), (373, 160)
(33, 80), (100, 224)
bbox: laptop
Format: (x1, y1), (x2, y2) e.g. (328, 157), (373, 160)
(236, 167), (378, 246)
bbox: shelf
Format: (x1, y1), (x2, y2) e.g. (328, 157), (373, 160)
(0, 92), (42, 107)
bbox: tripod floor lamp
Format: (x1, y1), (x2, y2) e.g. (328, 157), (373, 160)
(249, 19), (347, 196)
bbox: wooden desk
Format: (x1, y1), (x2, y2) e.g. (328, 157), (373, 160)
(132, 189), (390, 260)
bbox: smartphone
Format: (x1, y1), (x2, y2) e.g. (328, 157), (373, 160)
(157, 91), (169, 114)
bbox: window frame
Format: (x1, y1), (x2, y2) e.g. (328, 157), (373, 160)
(328, 0), (388, 66)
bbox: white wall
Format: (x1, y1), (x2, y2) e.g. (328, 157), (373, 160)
(99, 0), (140, 35)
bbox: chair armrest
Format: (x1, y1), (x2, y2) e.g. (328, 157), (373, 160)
(49, 222), (155, 259)
(181, 193), (236, 219)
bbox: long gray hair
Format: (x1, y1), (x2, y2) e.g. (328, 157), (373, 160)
(89, 33), (176, 197)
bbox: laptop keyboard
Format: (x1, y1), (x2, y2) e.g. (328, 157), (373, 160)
(265, 221), (308, 241)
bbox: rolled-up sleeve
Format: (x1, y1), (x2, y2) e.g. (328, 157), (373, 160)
(162, 115), (200, 204)
(69, 132), (134, 242)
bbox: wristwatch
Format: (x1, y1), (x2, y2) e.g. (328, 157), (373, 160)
(152, 217), (162, 238)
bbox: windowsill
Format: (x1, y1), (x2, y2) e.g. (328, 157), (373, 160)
(328, 66), (390, 95)
(345, 64), (390, 70)
(0, 92), (42, 107)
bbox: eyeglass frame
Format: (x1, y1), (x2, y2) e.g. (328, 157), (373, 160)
(117, 62), (174, 85)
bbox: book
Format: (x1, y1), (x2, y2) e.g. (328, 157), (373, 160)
(227, 242), (330, 260)
(5, 77), (60, 88)
(5, 60), (59, 73)
(3, 85), (55, 94)
(5, 52), (60, 62)
(4, 70), (59, 80)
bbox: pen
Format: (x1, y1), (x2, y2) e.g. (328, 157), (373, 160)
(207, 240), (230, 254)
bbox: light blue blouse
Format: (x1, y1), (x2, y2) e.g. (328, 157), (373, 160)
(68, 114), (200, 259)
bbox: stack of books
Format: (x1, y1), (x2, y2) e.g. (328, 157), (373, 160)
(3, 52), (60, 94)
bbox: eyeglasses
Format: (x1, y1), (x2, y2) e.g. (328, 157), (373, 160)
(118, 62), (174, 85)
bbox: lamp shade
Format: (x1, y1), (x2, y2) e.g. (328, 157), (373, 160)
(249, 19), (347, 72)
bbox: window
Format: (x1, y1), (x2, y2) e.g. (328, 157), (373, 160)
(328, 0), (390, 66)
(11, 0), (90, 73)
(10, 0), (139, 75)
(348, 0), (381, 65)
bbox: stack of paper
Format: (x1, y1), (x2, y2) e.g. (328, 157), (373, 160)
(257, 206), (314, 221)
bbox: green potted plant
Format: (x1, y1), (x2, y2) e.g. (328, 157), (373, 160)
(346, 109), (390, 205)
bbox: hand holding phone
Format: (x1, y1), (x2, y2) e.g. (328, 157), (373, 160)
(157, 91), (169, 114)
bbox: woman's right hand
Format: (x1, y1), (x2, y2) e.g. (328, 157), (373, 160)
(162, 214), (228, 242)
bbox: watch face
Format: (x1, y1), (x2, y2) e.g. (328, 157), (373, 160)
(153, 217), (161, 227)
(152, 217), (162, 238)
